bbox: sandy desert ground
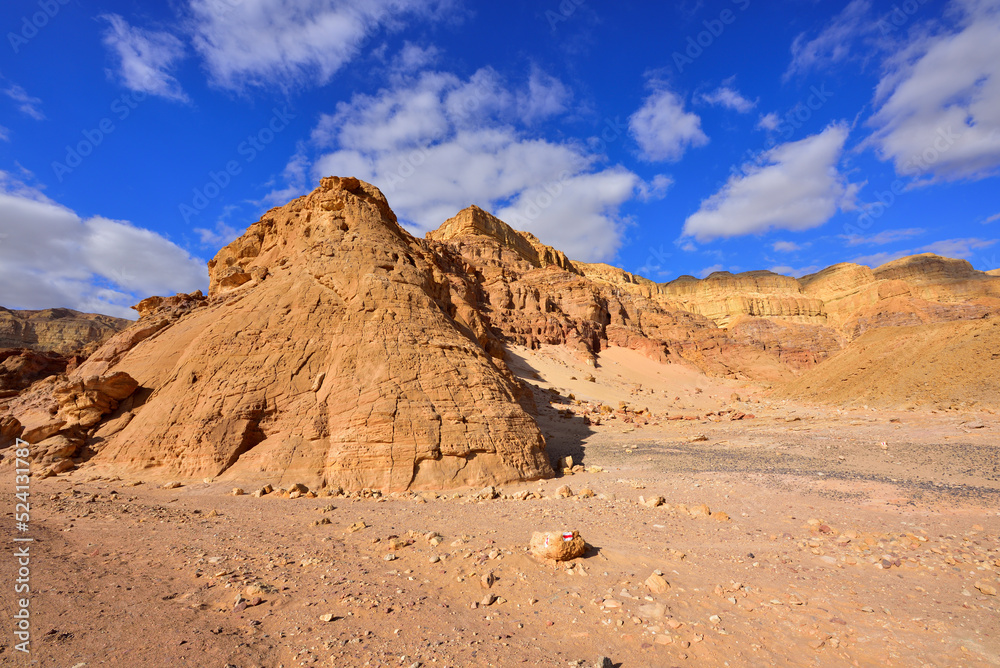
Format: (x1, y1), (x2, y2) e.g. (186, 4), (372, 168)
(2, 344), (997, 667)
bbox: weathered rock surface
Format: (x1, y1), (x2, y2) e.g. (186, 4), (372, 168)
(0, 307), (129, 355)
(426, 205), (795, 381)
(0, 349), (78, 399)
(5, 177), (552, 490)
(530, 530), (587, 561)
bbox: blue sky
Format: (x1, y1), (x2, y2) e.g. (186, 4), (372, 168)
(1, 0), (998, 318)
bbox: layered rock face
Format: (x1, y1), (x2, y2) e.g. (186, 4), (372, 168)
(0, 307), (129, 355)
(3, 177), (551, 490)
(427, 206), (803, 380)
(657, 254), (1000, 362)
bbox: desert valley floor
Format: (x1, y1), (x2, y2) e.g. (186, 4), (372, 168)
(3, 344), (997, 667)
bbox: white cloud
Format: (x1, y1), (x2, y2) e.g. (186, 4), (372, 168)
(850, 250), (909, 267)
(984, 212), (1000, 224)
(629, 87), (708, 162)
(785, 0), (873, 80)
(697, 264), (724, 278)
(683, 124), (853, 241)
(517, 67), (572, 123)
(768, 264), (821, 277)
(842, 227), (925, 246)
(0, 125), (8, 142)
(194, 220), (241, 247)
(4, 84), (44, 120)
(869, 2), (1000, 182)
(308, 68), (640, 261)
(392, 42), (440, 73)
(187, 0), (453, 90)
(756, 112), (779, 131)
(101, 14), (189, 102)
(771, 240), (803, 252)
(921, 237), (996, 258)
(851, 237), (997, 267)
(262, 151), (311, 206)
(0, 172), (206, 318)
(700, 86), (756, 113)
(637, 174), (673, 202)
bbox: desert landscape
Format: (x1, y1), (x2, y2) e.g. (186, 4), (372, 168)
(1, 177), (997, 667)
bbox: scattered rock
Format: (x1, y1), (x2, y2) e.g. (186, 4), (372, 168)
(645, 572), (671, 594)
(975, 582), (997, 596)
(161, 481), (182, 489)
(529, 530), (587, 561)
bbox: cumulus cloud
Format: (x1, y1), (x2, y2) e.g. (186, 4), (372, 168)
(629, 87), (708, 162)
(785, 0), (873, 80)
(700, 86), (756, 113)
(4, 84), (44, 120)
(187, 0), (454, 89)
(682, 124), (853, 242)
(101, 14), (188, 101)
(869, 1), (1000, 182)
(307, 68), (640, 261)
(0, 172), (206, 318)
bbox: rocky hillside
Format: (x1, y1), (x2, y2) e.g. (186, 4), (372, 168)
(1, 176), (997, 488)
(2, 178), (553, 490)
(0, 307), (129, 355)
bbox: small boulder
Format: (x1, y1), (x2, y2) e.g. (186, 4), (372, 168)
(530, 530), (586, 561)
(645, 572), (671, 594)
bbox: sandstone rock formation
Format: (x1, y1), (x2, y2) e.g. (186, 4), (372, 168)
(0, 349), (78, 400)
(776, 314), (1000, 409)
(0, 307), (129, 355)
(2, 177), (997, 485)
(4, 177), (552, 490)
(657, 254), (1000, 365)
(426, 205), (794, 381)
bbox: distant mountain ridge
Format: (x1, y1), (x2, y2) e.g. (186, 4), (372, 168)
(0, 307), (130, 355)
